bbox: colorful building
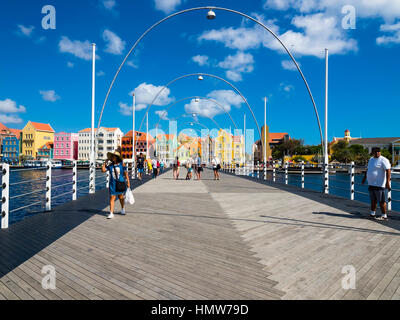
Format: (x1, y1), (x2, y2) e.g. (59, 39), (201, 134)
(54, 132), (79, 161)
(214, 129), (234, 163)
(155, 134), (175, 163)
(37, 142), (53, 160)
(22, 121), (54, 159)
(78, 128), (97, 161)
(121, 131), (155, 160)
(2, 135), (20, 163)
(96, 127), (123, 160)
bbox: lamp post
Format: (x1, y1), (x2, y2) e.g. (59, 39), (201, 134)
(89, 43), (96, 194)
(324, 48), (329, 194)
(132, 92), (136, 179)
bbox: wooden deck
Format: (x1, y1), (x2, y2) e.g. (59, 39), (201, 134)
(1, 169), (400, 300)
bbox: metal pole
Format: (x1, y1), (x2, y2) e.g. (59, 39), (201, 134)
(72, 160), (77, 200)
(146, 112), (149, 159)
(90, 43), (96, 194)
(132, 92), (136, 179)
(1, 164), (9, 229)
(301, 161), (305, 189)
(350, 162), (355, 200)
(46, 161), (52, 211)
(264, 97), (267, 180)
(324, 48), (329, 194)
(243, 114), (246, 166)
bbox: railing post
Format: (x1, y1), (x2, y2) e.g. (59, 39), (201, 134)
(324, 162), (329, 194)
(301, 161), (305, 189)
(89, 161), (95, 194)
(1, 164), (10, 229)
(264, 160), (267, 180)
(132, 159), (136, 179)
(72, 160), (77, 201)
(46, 161), (52, 211)
(257, 161), (260, 179)
(273, 161), (276, 182)
(285, 161), (288, 185)
(350, 162), (355, 200)
(388, 180), (392, 211)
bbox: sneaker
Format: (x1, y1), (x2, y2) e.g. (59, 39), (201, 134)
(376, 216), (388, 221)
(107, 213), (114, 219)
(120, 209), (126, 215)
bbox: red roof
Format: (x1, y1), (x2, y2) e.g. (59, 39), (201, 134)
(79, 128), (98, 133)
(9, 129), (22, 138)
(30, 122), (54, 132)
(39, 142), (53, 150)
(0, 122), (9, 132)
(269, 133), (288, 143)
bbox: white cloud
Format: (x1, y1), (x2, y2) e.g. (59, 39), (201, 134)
(97, 70), (106, 76)
(127, 60), (138, 68)
(191, 55), (209, 66)
(119, 102), (132, 116)
(0, 99), (26, 113)
(155, 110), (169, 120)
(0, 114), (23, 124)
(102, 0), (116, 10)
(218, 52), (255, 82)
(280, 82), (294, 93)
(17, 25), (34, 37)
(281, 59), (301, 71)
(154, 0), (182, 14)
(199, 11), (357, 58)
(377, 22), (400, 45)
(103, 29), (126, 55)
(39, 90), (60, 102)
(59, 36), (97, 61)
(67, 62), (74, 68)
(119, 83), (174, 115)
(184, 90), (243, 118)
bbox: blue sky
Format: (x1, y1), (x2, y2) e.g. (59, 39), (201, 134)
(0, 0), (399, 145)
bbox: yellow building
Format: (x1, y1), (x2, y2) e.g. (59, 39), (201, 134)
(215, 129), (234, 163)
(22, 121), (55, 159)
(233, 135), (245, 162)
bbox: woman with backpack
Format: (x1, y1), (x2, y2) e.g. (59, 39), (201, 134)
(102, 148), (130, 219)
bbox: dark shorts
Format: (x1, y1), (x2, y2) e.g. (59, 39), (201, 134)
(368, 186), (386, 203)
(197, 166), (203, 173)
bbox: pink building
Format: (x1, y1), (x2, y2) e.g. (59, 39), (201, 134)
(53, 132), (79, 160)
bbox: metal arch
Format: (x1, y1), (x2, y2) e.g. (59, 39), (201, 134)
(137, 72), (262, 149)
(154, 96), (238, 130)
(173, 112), (224, 133)
(97, 6), (323, 150)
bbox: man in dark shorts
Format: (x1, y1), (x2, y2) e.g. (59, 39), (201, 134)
(136, 153), (145, 181)
(195, 154), (203, 180)
(362, 147), (391, 221)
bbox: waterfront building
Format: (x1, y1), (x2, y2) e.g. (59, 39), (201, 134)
(233, 135), (245, 163)
(78, 128), (97, 161)
(37, 142), (53, 160)
(21, 121), (54, 160)
(254, 129), (289, 162)
(2, 135), (20, 163)
(330, 129), (400, 164)
(155, 134), (175, 163)
(121, 131), (155, 160)
(54, 132), (79, 161)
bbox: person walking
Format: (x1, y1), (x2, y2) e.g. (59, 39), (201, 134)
(160, 160), (165, 174)
(212, 156), (221, 181)
(102, 148), (130, 219)
(173, 156), (180, 180)
(186, 158), (194, 180)
(195, 154), (203, 180)
(147, 157), (152, 176)
(362, 147), (391, 221)
(152, 157), (158, 179)
(136, 153), (144, 181)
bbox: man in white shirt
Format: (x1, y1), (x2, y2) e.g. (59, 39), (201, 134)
(362, 147), (391, 221)
(211, 156), (221, 181)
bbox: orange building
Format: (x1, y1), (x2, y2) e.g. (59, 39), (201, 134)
(121, 131), (155, 159)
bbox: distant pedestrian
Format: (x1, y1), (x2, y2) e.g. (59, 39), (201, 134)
(160, 160), (165, 173)
(195, 154), (203, 180)
(136, 153), (145, 180)
(147, 158), (152, 175)
(212, 156), (221, 181)
(152, 158), (158, 179)
(102, 148), (130, 219)
(362, 147), (391, 221)
(173, 156), (180, 180)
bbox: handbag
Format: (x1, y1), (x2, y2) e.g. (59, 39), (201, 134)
(113, 164), (127, 192)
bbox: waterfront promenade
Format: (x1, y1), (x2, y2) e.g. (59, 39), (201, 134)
(1, 169), (400, 300)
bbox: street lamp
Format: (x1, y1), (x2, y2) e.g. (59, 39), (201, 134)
(207, 9), (216, 20)
(198, 75), (204, 81)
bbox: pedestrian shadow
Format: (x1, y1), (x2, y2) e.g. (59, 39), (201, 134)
(0, 174), (154, 279)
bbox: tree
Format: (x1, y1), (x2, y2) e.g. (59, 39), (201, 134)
(381, 148), (392, 161)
